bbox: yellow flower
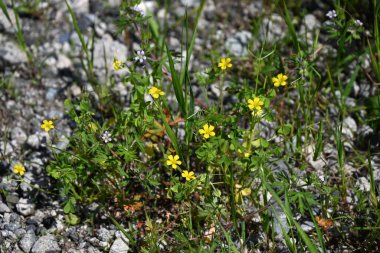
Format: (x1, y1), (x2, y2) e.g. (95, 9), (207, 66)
(218, 57), (232, 70)
(166, 155), (182, 169)
(241, 188), (251, 196)
(199, 124), (216, 139)
(182, 170), (195, 181)
(148, 86), (165, 99)
(41, 120), (54, 132)
(13, 164), (25, 176)
(272, 73), (288, 87)
(247, 97), (264, 111)
(251, 109), (263, 117)
(113, 58), (123, 71)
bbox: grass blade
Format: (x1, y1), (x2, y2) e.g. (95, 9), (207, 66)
(0, 0), (12, 24)
(166, 43), (186, 116)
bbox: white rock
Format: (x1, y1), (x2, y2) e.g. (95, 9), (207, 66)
(27, 134), (40, 149)
(0, 34), (28, 64)
(56, 53), (72, 70)
(68, 0), (89, 13)
(342, 116), (357, 139)
(32, 234), (61, 253)
(180, 0), (200, 7)
(16, 198), (36, 216)
(0, 141), (14, 156)
(356, 177), (370, 192)
(19, 230), (37, 253)
(110, 238), (129, 253)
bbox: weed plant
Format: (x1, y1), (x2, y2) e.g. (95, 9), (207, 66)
(2, 0), (380, 251)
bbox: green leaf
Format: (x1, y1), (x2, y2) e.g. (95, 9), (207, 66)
(65, 213), (81, 225)
(166, 44), (186, 116)
(278, 124), (292, 136)
(63, 198), (76, 214)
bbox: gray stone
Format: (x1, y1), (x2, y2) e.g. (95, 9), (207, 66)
(301, 14), (321, 31)
(225, 37), (243, 57)
(4, 223), (20, 231)
(54, 135), (70, 152)
(70, 84), (82, 97)
(109, 238), (129, 253)
(0, 202), (11, 213)
(259, 14), (287, 42)
(67, 0), (89, 13)
(56, 53), (72, 70)
(97, 227), (113, 242)
(342, 116), (357, 139)
(92, 34), (128, 73)
(236, 30), (252, 45)
(6, 194), (19, 206)
(0, 34), (28, 64)
(11, 127), (27, 145)
(31, 235), (60, 253)
(46, 88), (59, 101)
(0, 141), (14, 156)
(27, 134), (41, 149)
(246, 1), (263, 17)
(16, 198), (36, 216)
(180, 0), (200, 7)
(356, 177), (370, 192)
(269, 202), (289, 239)
(225, 31), (252, 57)
(301, 221), (315, 233)
(108, 0), (122, 7)
(19, 230), (37, 253)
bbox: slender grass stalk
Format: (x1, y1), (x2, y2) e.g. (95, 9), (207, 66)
(334, 124), (347, 202)
(219, 74), (225, 112)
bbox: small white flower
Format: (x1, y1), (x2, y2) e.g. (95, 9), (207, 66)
(326, 10), (337, 19)
(101, 131), (112, 143)
(355, 19), (363, 26)
(134, 50), (147, 63)
(132, 5), (144, 16)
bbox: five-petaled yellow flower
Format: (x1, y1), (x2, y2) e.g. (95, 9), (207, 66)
(113, 58), (123, 71)
(149, 86), (165, 99)
(272, 73), (288, 87)
(41, 120), (54, 132)
(247, 97), (264, 111)
(166, 155), (182, 169)
(13, 164), (26, 176)
(199, 124), (216, 139)
(218, 57), (232, 70)
(182, 170), (195, 181)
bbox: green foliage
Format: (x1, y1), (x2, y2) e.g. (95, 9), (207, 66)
(37, 0), (379, 251)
